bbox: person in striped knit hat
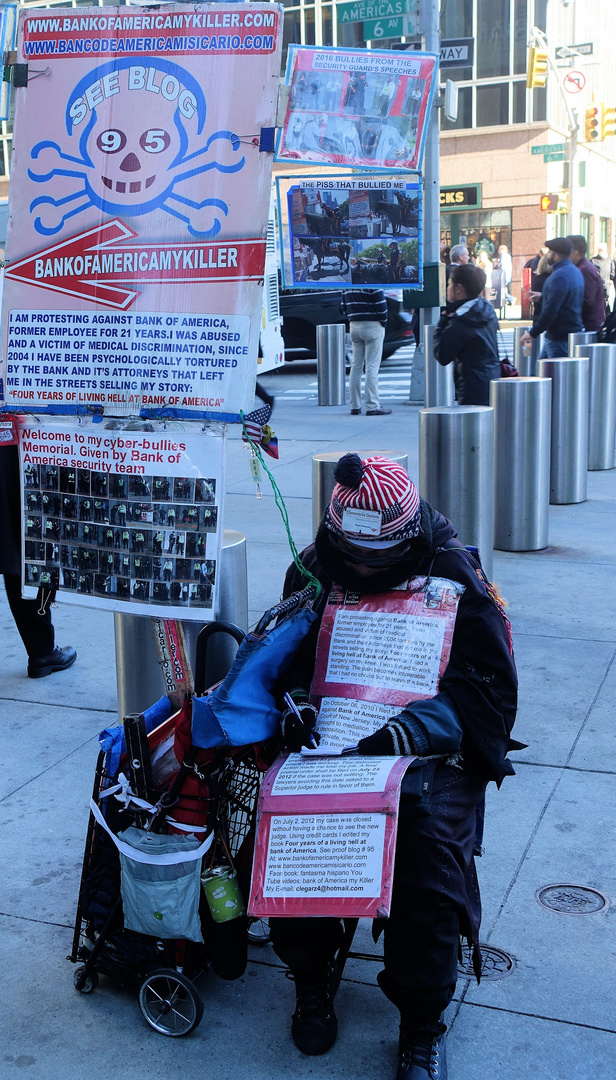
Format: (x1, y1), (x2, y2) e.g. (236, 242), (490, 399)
(270, 453), (521, 1080)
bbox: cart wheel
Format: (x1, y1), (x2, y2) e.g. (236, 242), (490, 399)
(138, 968), (203, 1037)
(73, 966), (99, 994)
(247, 917), (271, 946)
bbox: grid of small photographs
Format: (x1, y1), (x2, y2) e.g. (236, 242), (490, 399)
(23, 463), (218, 609)
(284, 68), (426, 167)
(282, 177), (422, 289)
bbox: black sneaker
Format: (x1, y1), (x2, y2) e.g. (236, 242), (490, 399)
(366, 406), (392, 415)
(397, 1021), (448, 1080)
(28, 646), (77, 679)
(290, 960), (341, 1055)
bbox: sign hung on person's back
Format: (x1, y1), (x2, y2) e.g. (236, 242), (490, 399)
(0, 5), (283, 421)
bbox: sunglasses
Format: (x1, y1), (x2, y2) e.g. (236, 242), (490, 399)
(331, 535), (411, 568)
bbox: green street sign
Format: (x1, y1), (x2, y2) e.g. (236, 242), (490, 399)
(531, 143), (566, 155)
(544, 151), (567, 162)
(363, 13), (417, 39)
(337, 0), (417, 28)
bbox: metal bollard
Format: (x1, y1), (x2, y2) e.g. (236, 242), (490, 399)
(537, 357), (589, 503)
(316, 324), (346, 406)
(568, 331), (596, 355)
(114, 530), (248, 719)
(574, 343), (616, 470)
(491, 377), (552, 551)
(418, 406), (494, 580)
(312, 450), (408, 536)
(424, 324), (455, 408)
(513, 325), (540, 376)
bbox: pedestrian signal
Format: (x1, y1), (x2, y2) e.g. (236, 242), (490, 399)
(557, 192), (570, 214)
(540, 194), (558, 212)
(526, 48), (549, 89)
(601, 105), (616, 139)
(585, 106), (601, 141)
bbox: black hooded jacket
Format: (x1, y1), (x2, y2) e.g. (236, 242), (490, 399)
(433, 296), (500, 406)
(282, 502), (520, 785)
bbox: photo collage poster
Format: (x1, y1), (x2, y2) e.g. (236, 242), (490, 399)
(19, 420), (225, 619)
(277, 174), (422, 289)
(276, 45), (437, 172)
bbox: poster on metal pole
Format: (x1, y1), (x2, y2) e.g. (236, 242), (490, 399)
(276, 173), (422, 288)
(19, 418), (224, 619)
(0, 4), (283, 421)
(275, 45), (437, 172)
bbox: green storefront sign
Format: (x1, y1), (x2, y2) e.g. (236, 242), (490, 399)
(337, 0), (418, 28)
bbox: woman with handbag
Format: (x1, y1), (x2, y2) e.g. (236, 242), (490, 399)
(433, 263), (501, 405)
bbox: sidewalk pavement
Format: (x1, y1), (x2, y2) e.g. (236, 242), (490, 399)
(1, 382), (615, 1080)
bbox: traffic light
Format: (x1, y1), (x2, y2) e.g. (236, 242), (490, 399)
(527, 47), (549, 89)
(601, 105), (616, 139)
(540, 194), (558, 212)
(585, 105), (601, 141)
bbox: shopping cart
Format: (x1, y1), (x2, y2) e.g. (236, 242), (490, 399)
(68, 625), (276, 1037)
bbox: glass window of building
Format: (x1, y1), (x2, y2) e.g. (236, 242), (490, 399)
(580, 215), (592, 245)
(477, 0), (511, 78)
(477, 84), (509, 127)
(599, 218), (611, 245)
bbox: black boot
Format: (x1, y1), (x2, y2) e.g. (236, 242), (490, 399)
(290, 960), (341, 1055)
(397, 1019), (448, 1080)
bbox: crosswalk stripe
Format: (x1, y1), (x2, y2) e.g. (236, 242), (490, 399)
(278, 331), (516, 399)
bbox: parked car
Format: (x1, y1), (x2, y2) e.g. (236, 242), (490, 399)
(279, 287), (416, 363)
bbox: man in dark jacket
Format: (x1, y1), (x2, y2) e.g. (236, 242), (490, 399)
(433, 263), (500, 405)
(1, 444), (76, 677)
(270, 454), (520, 1080)
(520, 237), (584, 357)
(567, 234), (606, 333)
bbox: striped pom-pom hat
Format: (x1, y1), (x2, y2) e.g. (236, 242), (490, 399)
(325, 453), (421, 546)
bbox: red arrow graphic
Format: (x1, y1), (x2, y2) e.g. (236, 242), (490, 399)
(5, 219), (266, 311)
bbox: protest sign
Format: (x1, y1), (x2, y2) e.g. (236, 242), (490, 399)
(276, 45), (437, 172)
(20, 417), (224, 619)
(249, 751), (412, 918)
(1, 4), (283, 420)
(276, 173), (422, 289)
(311, 578), (464, 708)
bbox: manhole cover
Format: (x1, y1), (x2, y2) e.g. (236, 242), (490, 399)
(457, 943), (515, 981)
(536, 884), (609, 915)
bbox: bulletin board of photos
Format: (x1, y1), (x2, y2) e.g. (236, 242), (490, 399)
(277, 175), (422, 289)
(22, 463), (218, 611)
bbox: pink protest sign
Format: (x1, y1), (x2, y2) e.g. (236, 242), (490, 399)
(248, 752), (412, 919)
(311, 578), (463, 709)
(2, 5), (282, 420)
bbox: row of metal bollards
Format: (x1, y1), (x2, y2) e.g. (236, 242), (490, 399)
(420, 336), (616, 578)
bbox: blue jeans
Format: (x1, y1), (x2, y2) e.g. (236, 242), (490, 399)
(539, 337), (569, 359)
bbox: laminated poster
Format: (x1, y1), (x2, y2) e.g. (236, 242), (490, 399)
(311, 578), (464, 708)
(277, 173), (422, 289)
(249, 751), (412, 918)
(19, 417), (224, 619)
(276, 45), (437, 172)
(1, 4), (283, 420)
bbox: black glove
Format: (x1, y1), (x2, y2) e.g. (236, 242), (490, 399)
(280, 701), (321, 752)
(357, 710), (429, 757)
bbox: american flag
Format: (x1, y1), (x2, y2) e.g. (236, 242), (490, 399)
(242, 404), (279, 459)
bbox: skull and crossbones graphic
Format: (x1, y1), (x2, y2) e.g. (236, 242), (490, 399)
(28, 57), (245, 238)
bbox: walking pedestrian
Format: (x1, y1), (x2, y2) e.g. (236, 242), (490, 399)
(343, 288), (391, 416)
